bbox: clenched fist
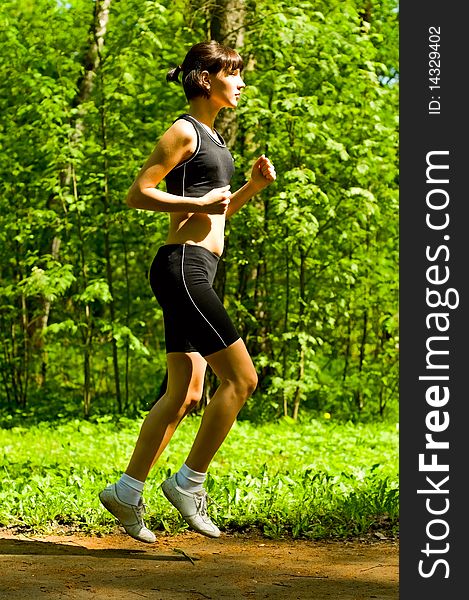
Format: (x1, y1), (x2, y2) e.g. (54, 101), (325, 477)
(199, 185), (232, 214)
(250, 155), (276, 191)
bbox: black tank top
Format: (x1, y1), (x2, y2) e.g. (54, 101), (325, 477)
(164, 114), (235, 198)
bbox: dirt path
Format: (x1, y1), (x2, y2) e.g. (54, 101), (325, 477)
(0, 530), (398, 600)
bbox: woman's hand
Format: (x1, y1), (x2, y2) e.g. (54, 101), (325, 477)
(250, 155), (276, 192)
(198, 185), (232, 214)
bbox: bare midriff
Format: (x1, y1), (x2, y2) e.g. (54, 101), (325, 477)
(166, 212), (226, 257)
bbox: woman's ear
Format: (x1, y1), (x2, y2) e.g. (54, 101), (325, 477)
(201, 70), (211, 94)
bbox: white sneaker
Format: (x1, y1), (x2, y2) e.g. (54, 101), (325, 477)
(161, 474), (220, 538)
(99, 483), (156, 543)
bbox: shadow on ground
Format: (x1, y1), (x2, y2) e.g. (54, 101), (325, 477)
(0, 531), (399, 600)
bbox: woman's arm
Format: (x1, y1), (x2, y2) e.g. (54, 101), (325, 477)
(126, 120), (231, 215)
(226, 155), (276, 219)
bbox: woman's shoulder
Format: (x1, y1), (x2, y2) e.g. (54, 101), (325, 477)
(166, 115), (198, 140)
(158, 116), (198, 154)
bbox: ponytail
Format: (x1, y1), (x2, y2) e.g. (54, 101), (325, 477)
(166, 65), (182, 83)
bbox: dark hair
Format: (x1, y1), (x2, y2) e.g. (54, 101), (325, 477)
(166, 40), (244, 100)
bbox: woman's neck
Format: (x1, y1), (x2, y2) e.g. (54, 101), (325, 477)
(188, 99), (220, 132)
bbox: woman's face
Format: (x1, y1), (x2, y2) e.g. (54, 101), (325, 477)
(207, 68), (245, 108)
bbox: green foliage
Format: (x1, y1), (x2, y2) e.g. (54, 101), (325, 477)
(18, 260), (76, 303)
(229, 0), (398, 420)
(0, 417), (398, 539)
(0, 0), (398, 421)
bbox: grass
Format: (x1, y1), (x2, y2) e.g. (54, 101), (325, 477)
(0, 414), (399, 540)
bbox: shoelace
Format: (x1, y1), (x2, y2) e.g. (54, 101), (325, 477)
(194, 492), (221, 522)
(194, 493), (208, 518)
(135, 501), (147, 521)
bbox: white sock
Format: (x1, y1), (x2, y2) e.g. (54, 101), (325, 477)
(115, 473), (144, 505)
(175, 463), (206, 493)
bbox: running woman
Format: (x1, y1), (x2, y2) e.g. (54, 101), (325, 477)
(99, 40), (276, 543)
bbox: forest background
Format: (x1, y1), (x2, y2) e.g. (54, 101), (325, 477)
(0, 0), (399, 424)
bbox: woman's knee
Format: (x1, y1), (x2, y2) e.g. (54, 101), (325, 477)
(230, 368), (258, 400)
(207, 339), (258, 400)
(176, 382), (204, 413)
(245, 368), (258, 396)
(183, 389), (204, 412)
(159, 386), (203, 418)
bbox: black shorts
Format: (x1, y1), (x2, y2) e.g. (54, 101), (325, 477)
(149, 244), (240, 356)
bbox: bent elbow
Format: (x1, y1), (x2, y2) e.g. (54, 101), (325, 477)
(125, 185), (139, 208)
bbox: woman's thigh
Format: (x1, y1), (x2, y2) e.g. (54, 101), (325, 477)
(205, 338), (257, 388)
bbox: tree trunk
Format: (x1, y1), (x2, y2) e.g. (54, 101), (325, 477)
(98, 65), (122, 413)
(211, 0), (246, 146)
(282, 236), (290, 417)
(292, 345), (305, 421)
(355, 232), (371, 413)
(355, 305), (368, 413)
(292, 249), (307, 420)
(342, 301), (353, 383)
(39, 1), (112, 407)
(120, 219), (132, 411)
